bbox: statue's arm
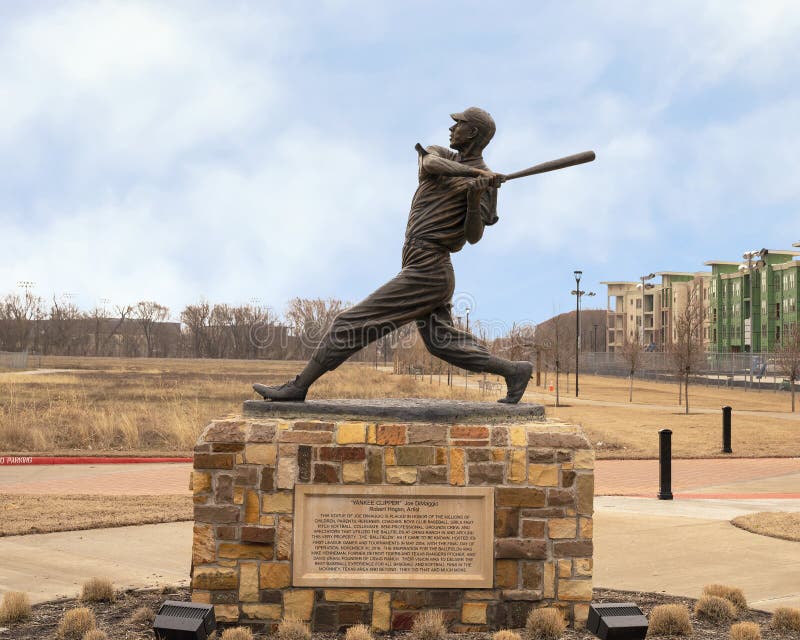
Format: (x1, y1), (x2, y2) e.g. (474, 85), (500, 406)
(417, 144), (486, 178)
(464, 181), (499, 244)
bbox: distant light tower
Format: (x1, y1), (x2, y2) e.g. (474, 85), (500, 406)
(17, 280), (35, 291)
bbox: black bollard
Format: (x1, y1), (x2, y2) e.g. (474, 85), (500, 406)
(658, 428), (673, 500)
(722, 406), (733, 453)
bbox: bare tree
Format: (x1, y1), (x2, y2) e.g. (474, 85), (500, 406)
(536, 313), (569, 407)
(0, 291), (44, 352)
(620, 336), (644, 402)
(668, 287), (706, 414)
(285, 298), (346, 359)
(134, 301), (170, 357)
(181, 301), (211, 358)
(44, 296), (84, 355)
(775, 323), (800, 412)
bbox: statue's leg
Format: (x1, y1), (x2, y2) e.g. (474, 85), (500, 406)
(254, 267), (450, 400)
(417, 306), (532, 404)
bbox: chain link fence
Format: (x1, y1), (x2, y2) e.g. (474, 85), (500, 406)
(580, 351), (790, 390)
(0, 351), (30, 369)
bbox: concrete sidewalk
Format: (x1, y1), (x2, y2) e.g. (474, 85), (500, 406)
(0, 522), (192, 603)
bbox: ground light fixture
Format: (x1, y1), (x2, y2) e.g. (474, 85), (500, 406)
(587, 602), (648, 640)
(153, 600), (216, 639)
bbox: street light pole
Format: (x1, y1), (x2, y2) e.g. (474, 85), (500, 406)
(574, 271), (581, 397)
(572, 272), (596, 398)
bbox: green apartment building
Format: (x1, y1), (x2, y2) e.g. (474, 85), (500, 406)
(605, 244), (800, 354)
(706, 247), (800, 352)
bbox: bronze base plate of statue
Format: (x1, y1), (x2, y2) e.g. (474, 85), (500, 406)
(253, 108), (594, 405)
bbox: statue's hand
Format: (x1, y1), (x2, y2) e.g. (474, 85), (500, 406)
(469, 173), (504, 193)
(474, 170), (506, 188)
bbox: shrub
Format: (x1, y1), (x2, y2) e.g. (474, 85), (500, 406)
(525, 607), (566, 640)
(0, 591), (31, 623)
(703, 584), (747, 611)
(647, 604), (693, 636)
(130, 606), (155, 625)
(82, 631), (109, 640)
(275, 617), (312, 640)
(771, 607), (800, 631)
(345, 624), (374, 640)
(221, 627), (254, 640)
(694, 595), (736, 624)
(80, 577), (115, 603)
(56, 607), (96, 639)
(494, 630), (522, 640)
(729, 621), (761, 640)
(411, 609), (448, 640)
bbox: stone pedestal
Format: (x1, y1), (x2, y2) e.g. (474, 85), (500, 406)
(191, 399), (593, 632)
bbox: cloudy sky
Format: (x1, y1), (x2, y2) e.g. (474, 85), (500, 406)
(3, 1), (800, 331)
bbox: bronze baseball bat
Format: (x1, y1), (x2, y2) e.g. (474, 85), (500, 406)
(504, 150), (595, 181)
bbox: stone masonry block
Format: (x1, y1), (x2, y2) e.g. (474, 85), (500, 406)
(325, 590), (371, 603)
(192, 567), (238, 591)
(194, 505), (240, 524)
(338, 422), (367, 444)
(496, 488), (546, 508)
(279, 431), (333, 444)
(192, 524), (215, 565)
(449, 448), (465, 486)
(396, 445), (436, 466)
(468, 462), (504, 484)
(376, 424), (406, 445)
(529, 464), (558, 486)
(343, 462), (366, 483)
(386, 466), (417, 484)
(495, 539), (547, 560)
(558, 579), (592, 601)
(248, 422), (277, 442)
(284, 590), (315, 620)
(246, 444), (277, 465)
(372, 591), (391, 631)
(260, 563), (291, 589)
(194, 453), (234, 470)
(240, 562), (259, 602)
(242, 603), (282, 620)
(204, 421), (246, 443)
(451, 426), (489, 439)
(462, 602), (487, 624)
(262, 492), (293, 513)
(319, 446), (367, 462)
(407, 423), (447, 444)
(549, 518), (577, 539)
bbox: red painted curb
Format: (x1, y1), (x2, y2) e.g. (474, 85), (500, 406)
(620, 492), (800, 500)
(0, 456), (192, 465)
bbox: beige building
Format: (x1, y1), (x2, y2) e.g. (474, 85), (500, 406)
(602, 272), (710, 353)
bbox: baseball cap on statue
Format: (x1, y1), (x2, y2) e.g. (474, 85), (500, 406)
(450, 107), (496, 148)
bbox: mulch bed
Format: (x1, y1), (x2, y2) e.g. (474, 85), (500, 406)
(0, 587), (795, 639)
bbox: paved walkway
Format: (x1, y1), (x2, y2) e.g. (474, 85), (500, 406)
(595, 457), (800, 498)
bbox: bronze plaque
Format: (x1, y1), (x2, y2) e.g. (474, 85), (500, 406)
(293, 485), (494, 588)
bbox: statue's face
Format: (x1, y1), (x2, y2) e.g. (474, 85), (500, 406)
(449, 120), (478, 151)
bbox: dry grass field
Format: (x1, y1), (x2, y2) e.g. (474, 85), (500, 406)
(732, 512), (800, 542)
(0, 494), (192, 536)
(1, 355), (798, 458)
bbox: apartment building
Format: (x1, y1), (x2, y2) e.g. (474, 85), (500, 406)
(707, 248), (800, 352)
(604, 245), (800, 354)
